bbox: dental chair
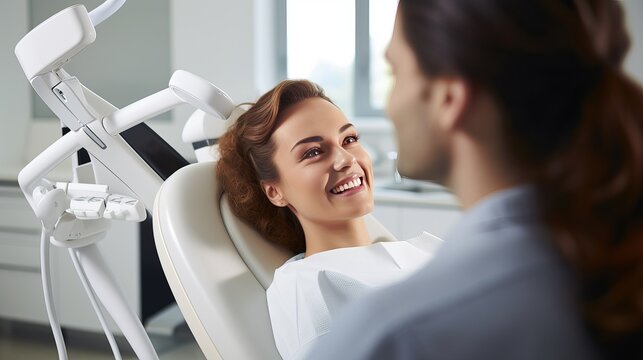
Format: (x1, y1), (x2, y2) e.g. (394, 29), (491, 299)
(152, 161), (397, 359)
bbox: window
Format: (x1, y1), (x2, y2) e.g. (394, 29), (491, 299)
(277, 0), (398, 117)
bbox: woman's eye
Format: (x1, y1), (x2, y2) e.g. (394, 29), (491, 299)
(343, 134), (360, 145)
(303, 148), (323, 160)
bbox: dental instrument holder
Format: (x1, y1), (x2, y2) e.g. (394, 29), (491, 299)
(15, 3), (235, 360)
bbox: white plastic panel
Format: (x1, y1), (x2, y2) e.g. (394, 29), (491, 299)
(15, 5), (95, 80)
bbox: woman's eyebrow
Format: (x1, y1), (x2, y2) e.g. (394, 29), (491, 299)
(339, 123), (355, 133)
(291, 136), (323, 152)
(290, 124), (355, 152)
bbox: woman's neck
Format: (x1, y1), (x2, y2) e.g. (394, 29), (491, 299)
(301, 217), (371, 257)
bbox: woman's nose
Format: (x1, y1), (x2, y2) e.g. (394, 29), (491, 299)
(333, 147), (357, 171)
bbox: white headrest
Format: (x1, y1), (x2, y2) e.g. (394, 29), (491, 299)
(220, 194), (293, 289)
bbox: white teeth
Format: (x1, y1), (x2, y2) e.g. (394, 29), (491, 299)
(331, 177), (363, 194)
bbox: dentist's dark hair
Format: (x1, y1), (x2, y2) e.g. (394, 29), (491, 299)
(216, 80), (332, 254)
(398, 0), (642, 356)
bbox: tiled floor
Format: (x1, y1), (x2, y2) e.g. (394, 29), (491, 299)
(0, 319), (205, 359)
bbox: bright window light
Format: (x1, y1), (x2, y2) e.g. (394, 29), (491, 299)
(286, 0), (355, 114)
(282, 0), (398, 117)
(369, 0), (397, 110)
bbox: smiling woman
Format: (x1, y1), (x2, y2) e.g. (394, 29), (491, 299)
(217, 80), (377, 256)
(262, 96), (376, 255)
(218, 80), (335, 254)
(216, 80), (442, 359)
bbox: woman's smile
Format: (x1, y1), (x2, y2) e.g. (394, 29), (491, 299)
(329, 175), (366, 196)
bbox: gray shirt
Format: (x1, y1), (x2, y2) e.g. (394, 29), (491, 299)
(304, 186), (598, 360)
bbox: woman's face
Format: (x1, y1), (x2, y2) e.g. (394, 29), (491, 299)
(264, 97), (374, 225)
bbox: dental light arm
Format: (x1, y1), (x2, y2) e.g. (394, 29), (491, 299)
(103, 70), (234, 135)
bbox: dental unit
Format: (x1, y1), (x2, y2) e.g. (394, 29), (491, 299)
(14, 1), (233, 359)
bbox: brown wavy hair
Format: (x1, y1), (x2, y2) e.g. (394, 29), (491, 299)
(216, 80), (332, 254)
(399, 0), (642, 356)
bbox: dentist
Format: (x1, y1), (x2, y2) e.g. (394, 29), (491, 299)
(306, 0), (643, 359)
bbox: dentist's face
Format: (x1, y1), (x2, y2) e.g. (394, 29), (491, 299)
(385, 11), (450, 183)
(267, 97), (374, 225)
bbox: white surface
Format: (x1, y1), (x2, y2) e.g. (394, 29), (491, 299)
(153, 162), (286, 360)
(267, 234), (442, 359)
(181, 110), (229, 143)
(399, 206), (462, 240)
(104, 70), (234, 136)
(169, 70), (234, 119)
(14, 5), (95, 80)
(40, 228), (68, 360)
(372, 202), (462, 241)
(103, 88), (183, 135)
(374, 187), (460, 208)
(51, 76), (102, 130)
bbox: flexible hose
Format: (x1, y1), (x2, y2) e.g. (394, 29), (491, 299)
(69, 248), (122, 360)
(40, 228), (68, 360)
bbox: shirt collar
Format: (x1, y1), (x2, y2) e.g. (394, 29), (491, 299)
(446, 184), (540, 238)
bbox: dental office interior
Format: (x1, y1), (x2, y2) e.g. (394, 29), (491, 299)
(1, 0), (642, 359)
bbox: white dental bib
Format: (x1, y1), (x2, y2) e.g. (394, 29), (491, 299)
(266, 232), (443, 359)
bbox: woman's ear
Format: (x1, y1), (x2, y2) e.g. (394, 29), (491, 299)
(261, 181), (288, 207)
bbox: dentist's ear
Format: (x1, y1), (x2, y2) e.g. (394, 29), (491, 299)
(261, 181), (288, 207)
(430, 77), (469, 131)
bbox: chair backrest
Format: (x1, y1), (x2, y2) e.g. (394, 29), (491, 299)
(153, 162), (396, 359)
